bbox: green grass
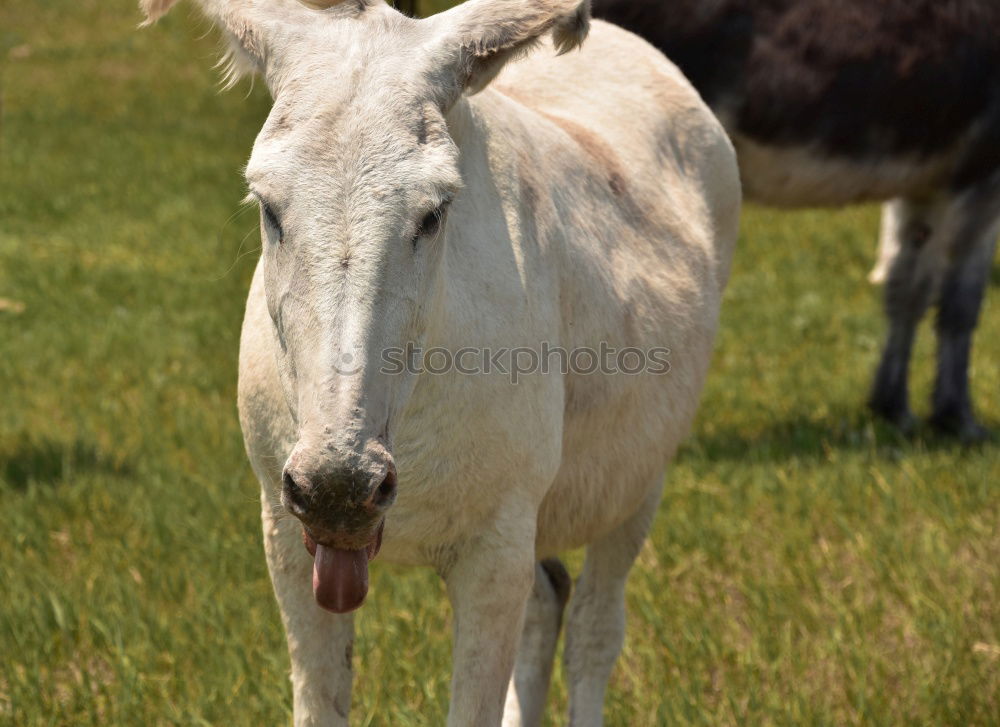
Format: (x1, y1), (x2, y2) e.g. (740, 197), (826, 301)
(1, 1), (998, 725)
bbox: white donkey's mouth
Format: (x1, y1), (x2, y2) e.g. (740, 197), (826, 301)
(302, 520), (385, 613)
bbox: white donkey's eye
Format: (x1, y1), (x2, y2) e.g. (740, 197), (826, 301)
(412, 204), (447, 248)
(261, 202), (283, 243)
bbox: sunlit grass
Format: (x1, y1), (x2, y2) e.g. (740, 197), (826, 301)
(1, 1), (998, 725)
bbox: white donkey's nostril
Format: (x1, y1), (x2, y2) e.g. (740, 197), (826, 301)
(369, 468), (397, 509)
(281, 469), (310, 515)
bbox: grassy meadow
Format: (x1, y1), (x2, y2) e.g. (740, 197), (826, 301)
(1, 1), (998, 724)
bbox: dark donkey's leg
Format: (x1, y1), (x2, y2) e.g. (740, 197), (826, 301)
(869, 199), (941, 431)
(929, 184), (1000, 441)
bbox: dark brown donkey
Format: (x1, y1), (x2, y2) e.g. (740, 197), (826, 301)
(593, 0), (1000, 440)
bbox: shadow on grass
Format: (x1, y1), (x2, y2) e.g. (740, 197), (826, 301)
(682, 408), (997, 465)
(0, 435), (132, 490)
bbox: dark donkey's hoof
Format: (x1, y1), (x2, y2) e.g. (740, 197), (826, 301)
(868, 396), (918, 436)
(929, 411), (994, 444)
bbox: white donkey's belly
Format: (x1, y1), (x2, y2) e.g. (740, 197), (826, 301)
(534, 302), (721, 554)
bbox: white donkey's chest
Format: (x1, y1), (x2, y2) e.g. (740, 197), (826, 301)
(377, 365), (566, 567)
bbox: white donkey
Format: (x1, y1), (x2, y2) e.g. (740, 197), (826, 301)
(140, 0), (740, 724)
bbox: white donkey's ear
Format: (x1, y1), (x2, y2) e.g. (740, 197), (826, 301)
(432, 0), (590, 97)
(138, 0), (181, 23)
(140, 0), (274, 84)
(140, 0), (340, 87)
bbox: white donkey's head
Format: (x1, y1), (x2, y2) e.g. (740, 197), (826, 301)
(142, 0), (588, 611)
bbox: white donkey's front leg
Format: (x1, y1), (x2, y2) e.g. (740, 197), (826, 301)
(261, 489), (355, 727)
(444, 513), (536, 727)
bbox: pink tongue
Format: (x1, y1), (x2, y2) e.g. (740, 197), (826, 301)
(312, 544), (369, 613)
